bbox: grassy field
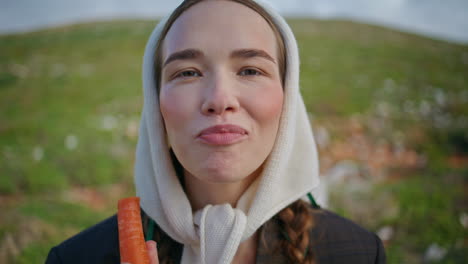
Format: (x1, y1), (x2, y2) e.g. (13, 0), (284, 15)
(0, 19), (467, 263)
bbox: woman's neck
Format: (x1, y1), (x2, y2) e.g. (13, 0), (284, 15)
(183, 168), (261, 211)
(233, 231), (258, 264)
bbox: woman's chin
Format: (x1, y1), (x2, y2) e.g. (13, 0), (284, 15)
(180, 150), (265, 185)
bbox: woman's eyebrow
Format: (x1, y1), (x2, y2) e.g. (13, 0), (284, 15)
(230, 49), (276, 64)
(163, 49), (204, 67)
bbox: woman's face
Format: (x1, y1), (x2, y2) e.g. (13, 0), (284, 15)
(159, 0), (284, 184)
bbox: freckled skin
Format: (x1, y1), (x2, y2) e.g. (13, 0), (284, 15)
(159, 0), (283, 185)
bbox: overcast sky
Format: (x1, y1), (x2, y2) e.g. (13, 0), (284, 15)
(1, 0), (467, 44)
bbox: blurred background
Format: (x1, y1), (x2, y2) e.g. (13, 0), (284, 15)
(0, 0), (467, 263)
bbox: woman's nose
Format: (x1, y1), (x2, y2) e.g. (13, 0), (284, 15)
(201, 75), (240, 115)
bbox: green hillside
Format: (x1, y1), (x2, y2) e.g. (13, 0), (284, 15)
(0, 19), (467, 263)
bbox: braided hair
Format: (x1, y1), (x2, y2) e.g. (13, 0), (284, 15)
(275, 199), (318, 263)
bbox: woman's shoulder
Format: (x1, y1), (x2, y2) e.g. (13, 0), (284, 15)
(308, 207), (386, 263)
(311, 208), (379, 240)
(45, 215), (120, 264)
(259, 201), (385, 263)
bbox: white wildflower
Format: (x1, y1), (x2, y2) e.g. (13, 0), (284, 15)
(460, 212), (468, 228)
(50, 63), (66, 78)
(101, 115), (118, 131)
(32, 146), (44, 162)
(9, 63), (29, 78)
(419, 100), (431, 117)
(65, 134), (78, 150)
(376, 101), (391, 118)
(377, 226), (394, 241)
(424, 243), (447, 262)
(315, 126), (330, 149)
(434, 89), (446, 106)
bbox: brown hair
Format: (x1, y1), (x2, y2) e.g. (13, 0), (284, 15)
(150, 1), (316, 263)
(275, 200), (317, 263)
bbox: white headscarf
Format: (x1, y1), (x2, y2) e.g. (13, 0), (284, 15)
(134, 1), (320, 263)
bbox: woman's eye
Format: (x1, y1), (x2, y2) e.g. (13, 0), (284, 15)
(239, 68), (261, 76)
(176, 70), (201, 78)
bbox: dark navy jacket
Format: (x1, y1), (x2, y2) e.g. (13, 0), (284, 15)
(45, 208), (386, 263)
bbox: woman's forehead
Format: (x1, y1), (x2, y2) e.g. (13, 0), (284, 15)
(161, 0), (278, 61)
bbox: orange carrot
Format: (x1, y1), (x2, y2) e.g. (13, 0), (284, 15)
(118, 197), (150, 264)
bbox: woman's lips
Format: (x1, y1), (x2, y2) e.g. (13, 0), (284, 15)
(197, 124), (248, 145)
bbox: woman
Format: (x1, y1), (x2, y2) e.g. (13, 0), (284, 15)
(46, 0), (386, 263)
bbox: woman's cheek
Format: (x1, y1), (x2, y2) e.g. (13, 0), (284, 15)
(248, 82), (283, 123)
(160, 86), (197, 134)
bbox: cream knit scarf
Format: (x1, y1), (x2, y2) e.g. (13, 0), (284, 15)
(134, 1), (320, 263)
